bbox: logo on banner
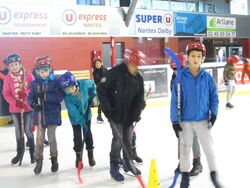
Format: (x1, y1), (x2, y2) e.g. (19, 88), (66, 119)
(62, 9), (77, 25)
(0, 6), (11, 24)
(163, 13), (172, 26)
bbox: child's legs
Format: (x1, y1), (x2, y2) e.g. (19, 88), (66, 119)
(47, 125), (58, 156)
(11, 113), (23, 152)
(192, 133), (201, 158)
(194, 121), (217, 171)
(85, 120), (94, 150)
(23, 111), (33, 140)
(72, 125), (83, 152)
(179, 122), (194, 172)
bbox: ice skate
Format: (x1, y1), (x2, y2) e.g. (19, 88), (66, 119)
(110, 161), (124, 183)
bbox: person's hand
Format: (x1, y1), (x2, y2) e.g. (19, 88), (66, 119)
(16, 100), (24, 108)
(224, 80), (228, 86)
(172, 123), (182, 138)
(208, 114), (217, 129)
(31, 102), (42, 112)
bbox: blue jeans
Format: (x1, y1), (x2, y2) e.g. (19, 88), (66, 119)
(11, 111), (34, 153)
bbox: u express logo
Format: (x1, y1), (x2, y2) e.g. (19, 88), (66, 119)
(136, 13), (173, 26)
(0, 6), (11, 25)
(62, 9), (77, 25)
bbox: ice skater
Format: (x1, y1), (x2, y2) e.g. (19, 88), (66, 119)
(28, 56), (64, 174)
(58, 71), (97, 168)
(170, 53), (203, 176)
(97, 48), (145, 182)
(170, 41), (222, 188)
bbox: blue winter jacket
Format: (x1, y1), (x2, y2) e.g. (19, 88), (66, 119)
(170, 67), (219, 123)
(64, 80), (96, 127)
(28, 76), (65, 127)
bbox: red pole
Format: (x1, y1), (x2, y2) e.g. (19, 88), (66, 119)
(110, 36), (116, 67)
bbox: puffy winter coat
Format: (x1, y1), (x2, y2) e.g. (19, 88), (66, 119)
(3, 71), (34, 113)
(171, 67), (219, 123)
(97, 63), (145, 126)
(64, 80), (96, 127)
(28, 76), (64, 127)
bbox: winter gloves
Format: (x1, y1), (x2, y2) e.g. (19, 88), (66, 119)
(208, 114), (217, 129)
(224, 80), (228, 86)
(31, 102), (42, 112)
(172, 123), (182, 138)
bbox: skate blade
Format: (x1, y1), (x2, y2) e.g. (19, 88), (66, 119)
(97, 121), (105, 124)
(133, 160), (143, 165)
(111, 177), (124, 184)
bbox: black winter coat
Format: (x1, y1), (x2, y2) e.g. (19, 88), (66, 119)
(93, 66), (107, 86)
(97, 63), (144, 126)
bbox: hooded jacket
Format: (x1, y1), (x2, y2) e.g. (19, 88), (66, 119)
(171, 67), (219, 123)
(64, 80), (96, 127)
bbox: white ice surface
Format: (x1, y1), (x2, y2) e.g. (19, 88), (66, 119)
(1, 92), (250, 188)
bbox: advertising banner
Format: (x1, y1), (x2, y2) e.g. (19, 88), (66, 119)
(0, 4), (51, 37)
(140, 65), (168, 97)
(135, 9), (174, 37)
(60, 6), (109, 37)
(174, 12), (206, 36)
(207, 16), (236, 37)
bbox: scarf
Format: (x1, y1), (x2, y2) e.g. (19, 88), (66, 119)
(10, 68), (26, 101)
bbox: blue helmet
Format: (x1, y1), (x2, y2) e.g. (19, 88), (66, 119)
(58, 71), (77, 89)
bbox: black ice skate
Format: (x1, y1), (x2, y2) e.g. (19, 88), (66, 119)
(123, 159), (141, 176)
(51, 155), (58, 172)
(87, 149), (96, 166)
(75, 152), (82, 168)
(226, 103), (234, 109)
(110, 161), (124, 182)
(180, 172), (189, 188)
(97, 115), (104, 123)
(132, 148), (143, 164)
(210, 171), (223, 188)
(34, 158), (43, 175)
(189, 157), (203, 176)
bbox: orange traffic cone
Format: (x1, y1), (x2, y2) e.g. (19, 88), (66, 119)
(148, 159), (160, 188)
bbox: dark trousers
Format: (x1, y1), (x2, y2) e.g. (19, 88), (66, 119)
(72, 120), (94, 152)
(109, 121), (133, 162)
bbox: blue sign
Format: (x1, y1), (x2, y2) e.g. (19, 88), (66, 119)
(174, 13), (206, 36)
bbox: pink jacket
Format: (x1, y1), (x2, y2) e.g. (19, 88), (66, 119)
(3, 71), (34, 113)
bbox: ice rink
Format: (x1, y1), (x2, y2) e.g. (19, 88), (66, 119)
(1, 86), (250, 188)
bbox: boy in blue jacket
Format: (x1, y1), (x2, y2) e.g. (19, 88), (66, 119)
(170, 42), (222, 188)
(28, 56), (64, 175)
(58, 71), (96, 168)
